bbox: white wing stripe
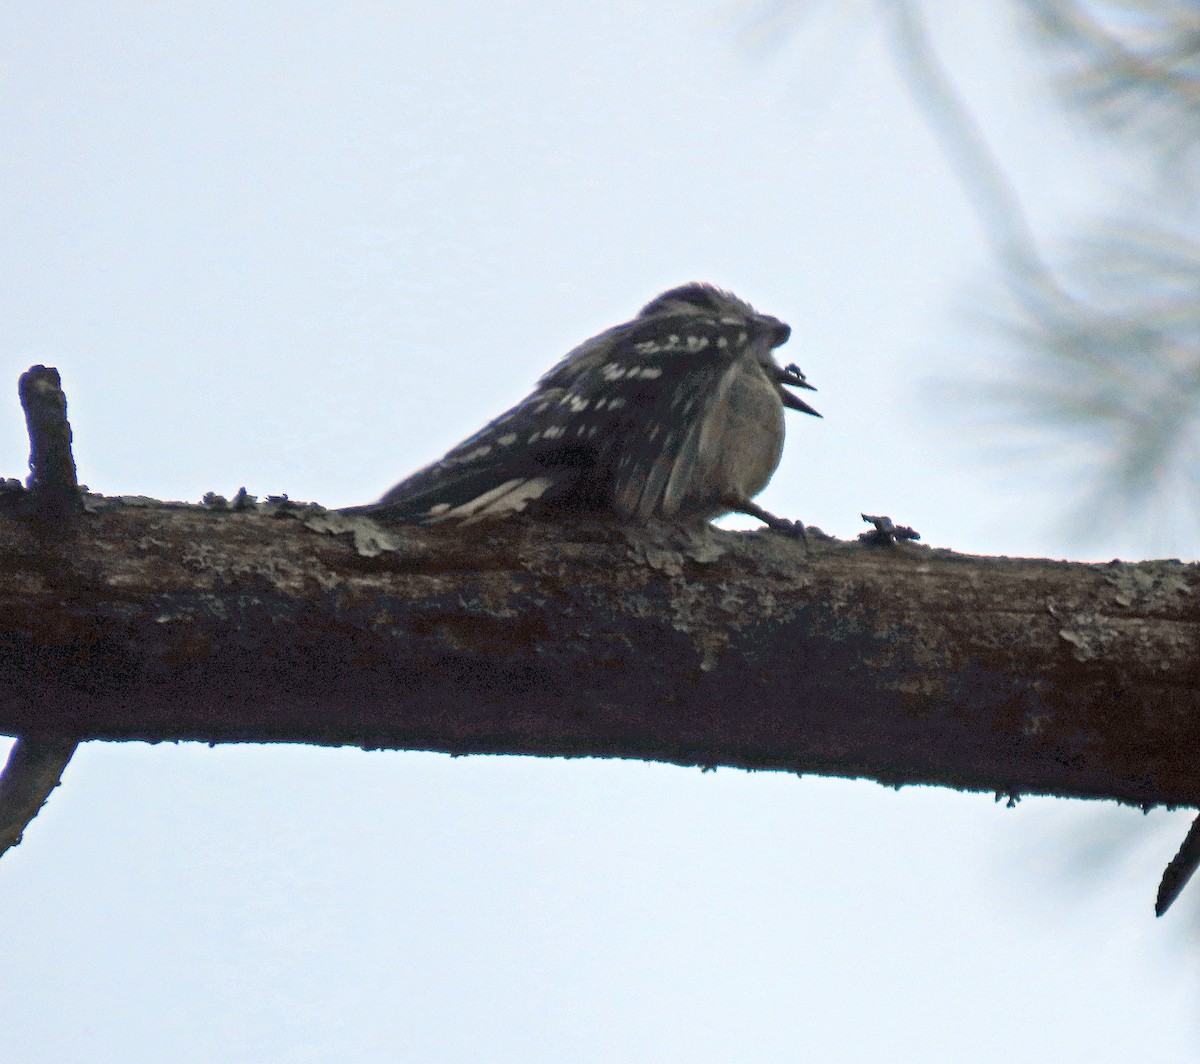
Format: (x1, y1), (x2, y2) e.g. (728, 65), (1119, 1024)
(438, 478), (526, 520)
(460, 477), (554, 525)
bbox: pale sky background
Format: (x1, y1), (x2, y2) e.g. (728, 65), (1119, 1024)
(2, 2), (1198, 1062)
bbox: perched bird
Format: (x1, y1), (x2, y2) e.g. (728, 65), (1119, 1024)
(354, 283), (819, 531)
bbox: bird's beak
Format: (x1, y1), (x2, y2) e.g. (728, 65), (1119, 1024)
(776, 362), (821, 417)
(781, 388), (821, 417)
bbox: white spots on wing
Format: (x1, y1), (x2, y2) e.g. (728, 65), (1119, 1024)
(738, 331), (748, 345)
(606, 397), (626, 411)
(717, 336), (728, 349)
(527, 425), (565, 444)
(647, 424), (660, 440)
(604, 362), (663, 383)
(637, 334), (709, 355)
(559, 393), (589, 412)
(427, 503), (451, 516)
(576, 424), (587, 436)
(497, 433), (517, 446)
(586, 425), (599, 438)
(462, 444), (492, 461)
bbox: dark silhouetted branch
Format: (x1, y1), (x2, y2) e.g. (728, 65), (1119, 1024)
(0, 366), (84, 858)
(1156, 813), (1200, 916)
(0, 738), (80, 853)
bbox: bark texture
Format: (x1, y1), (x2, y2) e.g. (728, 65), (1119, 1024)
(1, 494), (1198, 810)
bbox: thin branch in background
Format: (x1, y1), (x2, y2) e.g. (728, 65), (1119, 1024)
(998, 220), (1200, 526)
(1021, 0), (1200, 157)
(871, 0), (1200, 535)
(745, 0), (1200, 532)
(873, 0), (1067, 304)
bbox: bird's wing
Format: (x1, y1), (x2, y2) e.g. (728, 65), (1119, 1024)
(353, 383), (580, 523)
(579, 319), (752, 520)
(357, 318), (752, 524)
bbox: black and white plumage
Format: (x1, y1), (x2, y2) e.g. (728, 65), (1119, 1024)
(355, 284), (819, 529)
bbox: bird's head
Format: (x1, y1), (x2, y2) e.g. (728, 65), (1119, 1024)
(639, 283), (820, 417)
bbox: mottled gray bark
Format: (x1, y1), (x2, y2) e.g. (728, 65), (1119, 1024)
(1, 496), (1197, 809)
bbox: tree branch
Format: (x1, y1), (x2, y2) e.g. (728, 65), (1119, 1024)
(0, 493), (1197, 810)
(3, 365), (1199, 912)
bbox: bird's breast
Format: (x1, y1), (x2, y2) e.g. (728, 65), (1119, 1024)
(679, 359), (785, 517)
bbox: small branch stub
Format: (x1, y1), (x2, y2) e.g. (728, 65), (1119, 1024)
(0, 738), (80, 852)
(18, 364), (82, 521)
(0, 366), (83, 858)
(1156, 814), (1200, 917)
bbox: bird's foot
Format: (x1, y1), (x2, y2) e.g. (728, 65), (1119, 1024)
(730, 499), (808, 542)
